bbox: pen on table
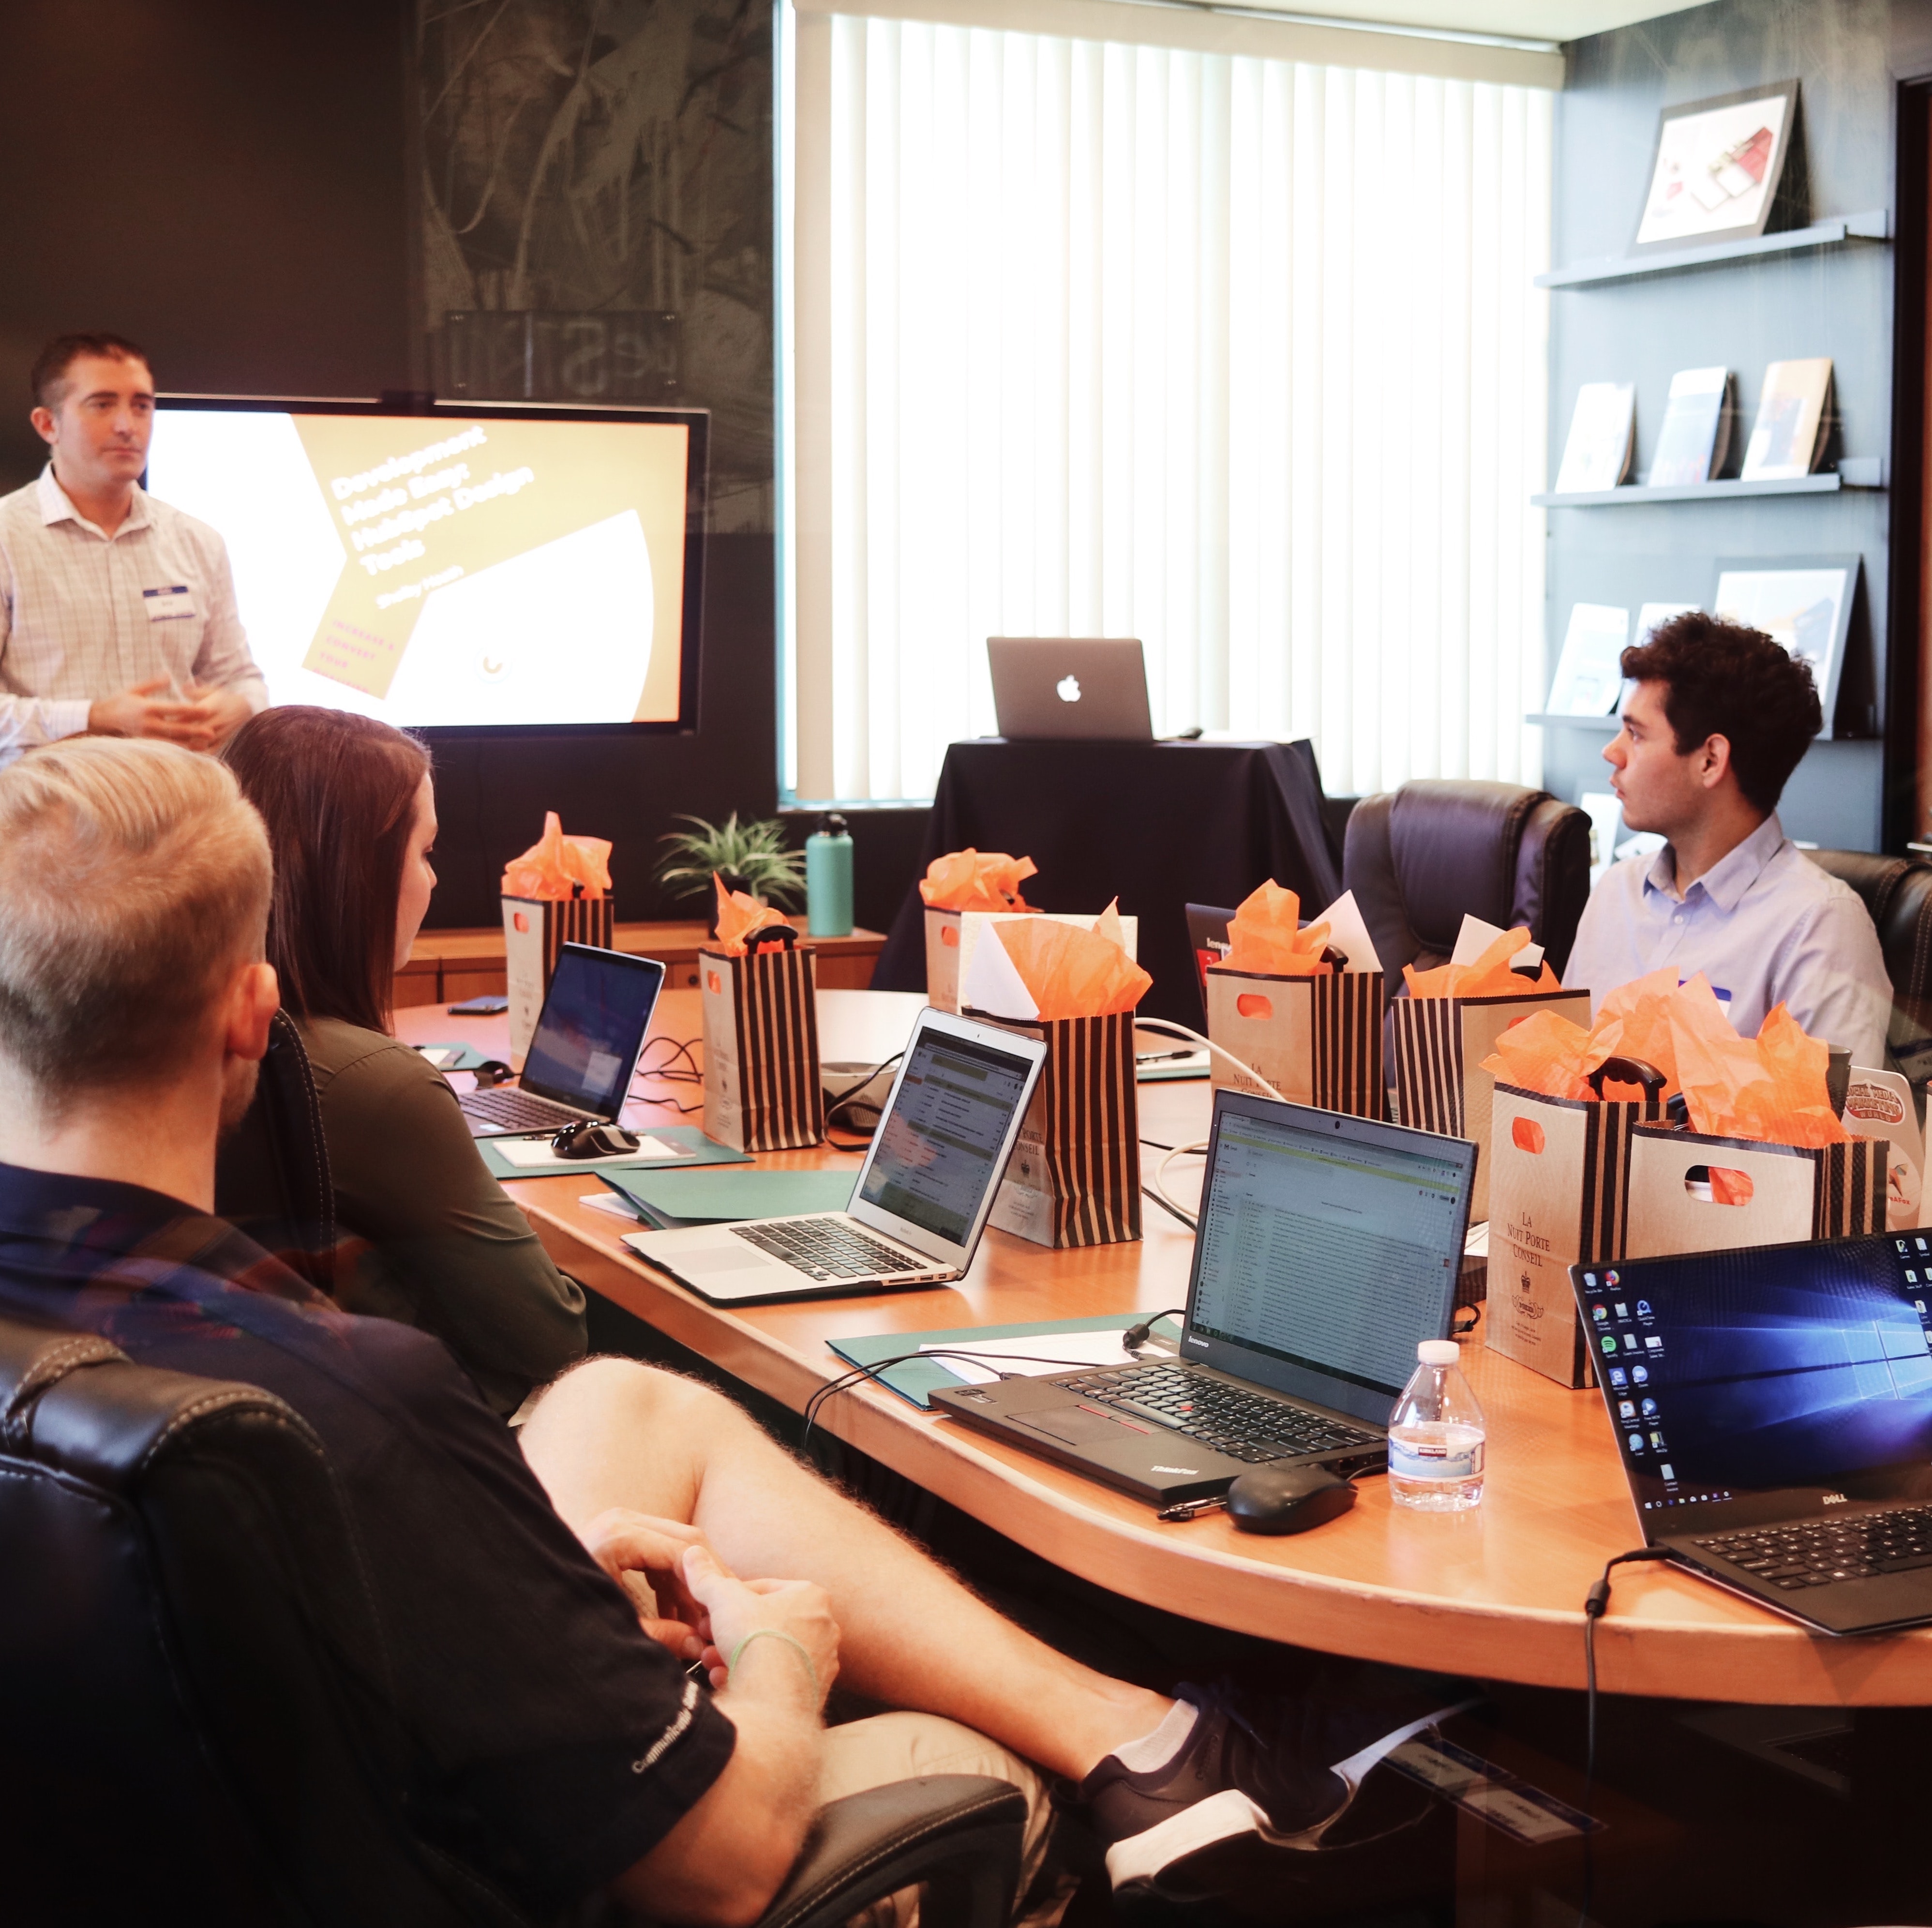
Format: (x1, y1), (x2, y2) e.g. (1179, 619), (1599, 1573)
(1156, 1495), (1228, 1522)
(1136, 1047), (1199, 1064)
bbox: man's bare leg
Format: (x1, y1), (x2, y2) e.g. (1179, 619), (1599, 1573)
(521, 1356), (1174, 1782)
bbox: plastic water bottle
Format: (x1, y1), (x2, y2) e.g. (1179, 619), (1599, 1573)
(806, 813), (854, 937)
(1388, 1340), (1486, 1511)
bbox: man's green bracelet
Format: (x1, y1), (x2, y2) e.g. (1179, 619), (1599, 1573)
(727, 1627), (822, 1702)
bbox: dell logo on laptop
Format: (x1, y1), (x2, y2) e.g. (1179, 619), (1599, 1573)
(1152, 1465), (1200, 1476)
(1056, 675), (1082, 702)
(1822, 1491), (1849, 1505)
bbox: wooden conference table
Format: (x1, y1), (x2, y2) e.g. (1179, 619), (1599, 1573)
(397, 990), (1932, 1710)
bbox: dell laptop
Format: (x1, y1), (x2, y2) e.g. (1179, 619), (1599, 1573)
(459, 943), (666, 1138)
(1573, 1233), (1932, 1635)
(624, 1008), (1048, 1305)
(988, 637), (1154, 741)
(932, 1087), (1478, 1506)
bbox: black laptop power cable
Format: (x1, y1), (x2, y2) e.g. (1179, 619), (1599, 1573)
(1578, 1545), (1674, 1928)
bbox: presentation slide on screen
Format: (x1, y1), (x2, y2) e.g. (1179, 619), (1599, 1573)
(146, 410), (690, 728)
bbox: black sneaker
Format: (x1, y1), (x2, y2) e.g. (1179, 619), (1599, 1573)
(1076, 1681), (1475, 1895)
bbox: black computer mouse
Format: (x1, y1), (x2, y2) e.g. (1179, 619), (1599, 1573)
(551, 1122), (640, 1160)
(1225, 1464), (1357, 1536)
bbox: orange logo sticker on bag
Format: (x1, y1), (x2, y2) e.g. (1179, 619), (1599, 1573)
(1235, 994), (1273, 1021)
(941, 925), (960, 948)
(706, 970), (722, 994)
(1511, 1116), (1545, 1154)
(513, 911), (529, 933)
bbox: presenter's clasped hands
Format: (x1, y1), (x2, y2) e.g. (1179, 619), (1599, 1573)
(87, 675), (253, 751)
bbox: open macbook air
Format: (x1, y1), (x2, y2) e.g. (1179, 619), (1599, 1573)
(458, 943), (665, 1138)
(1573, 1233), (1932, 1635)
(931, 1088), (1477, 1506)
(624, 1009), (1048, 1304)
(988, 638), (1154, 741)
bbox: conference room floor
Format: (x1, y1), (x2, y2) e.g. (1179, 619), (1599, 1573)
(395, 991), (1932, 1708)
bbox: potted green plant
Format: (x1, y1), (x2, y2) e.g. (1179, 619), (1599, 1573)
(656, 813), (807, 934)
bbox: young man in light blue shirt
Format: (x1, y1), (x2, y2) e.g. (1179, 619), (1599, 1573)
(1565, 613), (1892, 1069)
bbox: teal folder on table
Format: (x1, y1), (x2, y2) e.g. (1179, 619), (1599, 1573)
(478, 1125), (751, 1182)
(829, 1314), (1184, 1411)
(604, 1167), (856, 1230)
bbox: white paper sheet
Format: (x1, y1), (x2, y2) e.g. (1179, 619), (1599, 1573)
(497, 1133), (688, 1169)
(1449, 913), (1543, 974)
(958, 923), (1040, 1019)
(919, 1327), (1174, 1386)
(1312, 888), (1382, 976)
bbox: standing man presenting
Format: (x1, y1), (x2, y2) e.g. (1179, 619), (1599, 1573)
(0, 333), (267, 764)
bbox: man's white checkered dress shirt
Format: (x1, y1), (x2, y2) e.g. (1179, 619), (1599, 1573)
(0, 466), (269, 764)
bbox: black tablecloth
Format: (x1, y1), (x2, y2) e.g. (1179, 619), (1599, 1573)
(874, 739), (1343, 1024)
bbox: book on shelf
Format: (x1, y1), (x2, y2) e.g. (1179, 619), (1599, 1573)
(1646, 367), (1736, 486)
(1546, 603), (1631, 716)
(1635, 601), (1698, 645)
(1554, 382), (1636, 494)
(1740, 358), (1835, 481)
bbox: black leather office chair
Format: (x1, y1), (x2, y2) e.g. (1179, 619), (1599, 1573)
(1343, 780), (1593, 994)
(1809, 850), (1932, 1081)
(0, 1312), (1026, 1928)
(213, 1008), (338, 1295)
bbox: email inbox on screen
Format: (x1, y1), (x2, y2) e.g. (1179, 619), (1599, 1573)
(1192, 1123), (1465, 1395)
(859, 1039), (1030, 1244)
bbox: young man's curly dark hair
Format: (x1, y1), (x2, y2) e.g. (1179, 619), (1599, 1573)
(1619, 612), (1822, 816)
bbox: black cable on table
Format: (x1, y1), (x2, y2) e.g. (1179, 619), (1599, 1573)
(801, 1346), (1121, 1451)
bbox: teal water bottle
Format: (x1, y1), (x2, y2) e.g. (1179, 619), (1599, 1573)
(806, 812), (854, 936)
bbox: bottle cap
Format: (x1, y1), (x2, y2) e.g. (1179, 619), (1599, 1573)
(1418, 1340), (1460, 1366)
(820, 811), (849, 837)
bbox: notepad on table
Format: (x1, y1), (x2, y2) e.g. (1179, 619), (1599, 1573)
(604, 1167), (858, 1230)
(478, 1125), (751, 1181)
(829, 1314), (1184, 1410)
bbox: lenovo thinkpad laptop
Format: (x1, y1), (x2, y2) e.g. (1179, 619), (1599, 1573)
(459, 944), (665, 1138)
(1573, 1234), (1932, 1635)
(932, 1088), (1478, 1506)
(988, 637), (1154, 740)
(624, 1009), (1047, 1305)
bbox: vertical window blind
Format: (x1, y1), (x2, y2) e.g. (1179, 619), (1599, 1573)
(783, 7), (1554, 805)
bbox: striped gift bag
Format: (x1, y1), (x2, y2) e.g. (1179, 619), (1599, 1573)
(1390, 987), (1592, 1220)
(1624, 1124), (1890, 1259)
(984, 1012), (1142, 1249)
(502, 891), (616, 1062)
(1204, 966), (1386, 1118)
(1486, 1069), (1668, 1386)
(700, 930), (826, 1152)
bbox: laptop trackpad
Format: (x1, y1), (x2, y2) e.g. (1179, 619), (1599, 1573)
(671, 1246), (783, 1277)
(1017, 1408), (1143, 1446)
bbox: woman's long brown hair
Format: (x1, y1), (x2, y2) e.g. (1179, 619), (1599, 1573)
(222, 708), (432, 1034)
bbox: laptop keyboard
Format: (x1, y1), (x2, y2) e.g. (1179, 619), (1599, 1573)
(459, 1086), (586, 1133)
(1055, 1362), (1380, 1465)
(1693, 1504), (1932, 1589)
(732, 1217), (932, 1282)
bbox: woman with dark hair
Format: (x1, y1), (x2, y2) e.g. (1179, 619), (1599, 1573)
(223, 707), (584, 1414)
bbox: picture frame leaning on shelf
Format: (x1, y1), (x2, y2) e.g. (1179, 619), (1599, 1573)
(1710, 556), (1860, 738)
(1633, 80), (1804, 253)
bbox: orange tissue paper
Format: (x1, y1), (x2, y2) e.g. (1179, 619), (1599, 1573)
(1480, 1009), (1596, 1102)
(918, 849), (1038, 914)
(992, 902), (1152, 1019)
(712, 874), (791, 957)
(1404, 925), (1560, 1000)
(1220, 882), (1333, 977)
(1581, 966), (1683, 1101)
(502, 811), (612, 901)
(1666, 976), (1847, 1147)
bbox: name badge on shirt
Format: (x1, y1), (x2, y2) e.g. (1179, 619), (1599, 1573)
(143, 584), (196, 622)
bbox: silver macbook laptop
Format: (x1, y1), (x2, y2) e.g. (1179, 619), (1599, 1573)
(625, 1009), (1047, 1304)
(988, 637), (1154, 741)
(459, 944), (666, 1138)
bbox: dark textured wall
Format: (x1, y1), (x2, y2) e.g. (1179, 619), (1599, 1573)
(1545, 0), (1932, 852)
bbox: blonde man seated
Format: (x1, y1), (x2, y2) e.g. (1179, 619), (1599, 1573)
(0, 738), (1375, 1923)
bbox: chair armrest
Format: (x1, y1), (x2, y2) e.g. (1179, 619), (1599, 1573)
(758, 1774), (1027, 1928)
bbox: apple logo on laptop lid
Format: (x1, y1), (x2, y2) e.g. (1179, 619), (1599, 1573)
(1057, 675), (1082, 702)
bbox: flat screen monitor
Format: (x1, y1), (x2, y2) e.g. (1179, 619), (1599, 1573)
(145, 398), (706, 734)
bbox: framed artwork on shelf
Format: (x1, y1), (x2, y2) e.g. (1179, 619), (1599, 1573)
(1633, 81), (1802, 252)
(1710, 556), (1859, 733)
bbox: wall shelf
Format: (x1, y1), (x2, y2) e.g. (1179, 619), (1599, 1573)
(1531, 467), (1885, 509)
(1527, 713), (1619, 730)
(1536, 211), (1891, 289)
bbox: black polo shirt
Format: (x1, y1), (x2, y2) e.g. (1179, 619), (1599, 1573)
(0, 1161), (733, 1915)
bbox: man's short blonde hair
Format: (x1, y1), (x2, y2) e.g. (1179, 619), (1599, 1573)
(0, 739), (272, 1101)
